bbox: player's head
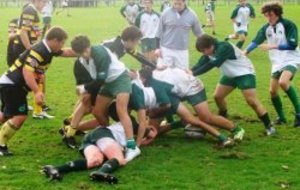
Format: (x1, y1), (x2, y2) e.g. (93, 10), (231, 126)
(195, 34), (216, 56)
(127, 0), (135, 5)
(239, 0), (247, 6)
(31, 0), (48, 11)
(143, 0), (153, 10)
(139, 66), (153, 85)
(172, 0), (186, 12)
(121, 26), (143, 51)
(8, 18), (18, 33)
(261, 2), (283, 25)
(45, 26), (68, 53)
(71, 35), (91, 58)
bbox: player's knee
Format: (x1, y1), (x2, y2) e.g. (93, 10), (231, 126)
(246, 97), (257, 109)
(278, 80), (289, 91)
(213, 93), (223, 102)
(87, 156), (103, 168)
(116, 157), (126, 166)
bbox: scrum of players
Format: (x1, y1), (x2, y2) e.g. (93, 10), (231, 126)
(0, 0), (300, 185)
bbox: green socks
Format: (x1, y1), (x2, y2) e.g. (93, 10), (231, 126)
(231, 126), (241, 134)
(166, 115), (174, 123)
(259, 113), (271, 129)
(236, 40), (245, 49)
(285, 86), (300, 114)
(271, 96), (286, 122)
(126, 138), (136, 149)
(57, 159), (87, 174)
(170, 121), (183, 129)
(97, 158), (120, 174)
(217, 134), (227, 142)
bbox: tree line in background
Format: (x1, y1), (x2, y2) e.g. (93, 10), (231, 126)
(0, 0), (300, 8)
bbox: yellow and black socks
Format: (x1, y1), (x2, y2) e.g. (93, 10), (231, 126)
(98, 158), (120, 174)
(57, 159), (87, 174)
(33, 83), (44, 115)
(65, 125), (77, 138)
(271, 96), (286, 122)
(259, 113), (272, 129)
(0, 121), (18, 145)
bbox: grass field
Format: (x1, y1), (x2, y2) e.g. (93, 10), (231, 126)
(0, 2), (300, 190)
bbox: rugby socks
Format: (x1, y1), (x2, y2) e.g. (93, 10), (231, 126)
(0, 121), (18, 145)
(126, 138), (136, 149)
(65, 125), (77, 138)
(231, 126), (241, 134)
(285, 86), (300, 114)
(57, 159), (87, 174)
(170, 121), (183, 129)
(259, 113), (272, 129)
(33, 83), (44, 115)
(271, 95), (286, 122)
(217, 134), (227, 142)
(236, 40), (245, 49)
(97, 158), (119, 174)
(166, 115), (174, 123)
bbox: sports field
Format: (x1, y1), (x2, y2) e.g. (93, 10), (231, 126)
(0, 2), (300, 190)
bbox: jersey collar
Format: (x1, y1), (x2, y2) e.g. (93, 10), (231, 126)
(43, 39), (52, 53)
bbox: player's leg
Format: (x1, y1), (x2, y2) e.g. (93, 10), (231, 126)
(270, 76), (286, 124)
(278, 67), (300, 126)
(213, 77), (235, 117)
(236, 32), (246, 49)
(0, 86), (28, 156)
(43, 145), (104, 181)
(90, 138), (125, 184)
(176, 103), (234, 147)
(92, 95), (112, 126)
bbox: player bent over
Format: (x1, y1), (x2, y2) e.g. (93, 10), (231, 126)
(192, 35), (274, 135)
(0, 27), (74, 156)
(71, 34), (142, 162)
(245, 2), (300, 127)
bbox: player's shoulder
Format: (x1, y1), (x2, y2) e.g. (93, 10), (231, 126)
(280, 18), (297, 28)
(31, 42), (48, 57)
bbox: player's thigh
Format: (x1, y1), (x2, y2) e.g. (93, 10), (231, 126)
(214, 84), (235, 100)
(279, 66), (296, 84)
(93, 95), (112, 115)
(116, 93), (130, 114)
(83, 145), (104, 168)
(97, 138), (126, 166)
(193, 101), (212, 120)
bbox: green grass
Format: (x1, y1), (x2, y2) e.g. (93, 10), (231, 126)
(0, 3), (300, 190)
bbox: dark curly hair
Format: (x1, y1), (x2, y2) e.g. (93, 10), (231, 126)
(261, 2), (283, 17)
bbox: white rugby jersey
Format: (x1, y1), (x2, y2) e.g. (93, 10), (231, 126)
(231, 3), (255, 32)
(135, 10), (160, 39)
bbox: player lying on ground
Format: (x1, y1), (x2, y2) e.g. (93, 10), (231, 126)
(138, 68), (244, 147)
(149, 60), (245, 141)
(43, 118), (157, 184)
(0, 27), (75, 156)
(225, 0), (255, 49)
(192, 35), (275, 136)
(61, 26), (155, 149)
(245, 2), (300, 127)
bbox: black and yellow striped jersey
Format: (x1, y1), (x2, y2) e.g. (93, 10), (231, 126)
(14, 4), (40, 46)
(5, 41), (63, 90)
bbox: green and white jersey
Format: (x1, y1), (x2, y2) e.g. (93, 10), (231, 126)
(120, 3), (142, 24)
(91, 45), (126, 83)
(130, 78), (157, 110)
(152, 66), (204, 98)
(205, 1), (215, 13)
(230, 3), (255, 32)
(252, 18), (300, 73)
(135, 10), (160, 39)
(192, 41), (255, 78)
